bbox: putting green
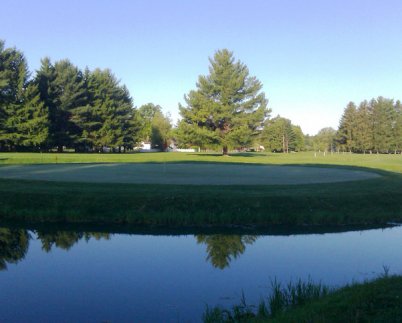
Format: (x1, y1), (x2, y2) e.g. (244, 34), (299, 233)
(0, 163), (380, 185)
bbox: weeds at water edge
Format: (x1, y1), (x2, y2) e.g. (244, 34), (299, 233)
(203, 277), (330, 322)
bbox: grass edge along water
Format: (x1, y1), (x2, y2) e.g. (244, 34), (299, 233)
(203, 272), (402, 322)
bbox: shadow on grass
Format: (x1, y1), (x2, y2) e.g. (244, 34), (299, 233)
(188, 152), (263, 157)
(104, 160), (400, 177)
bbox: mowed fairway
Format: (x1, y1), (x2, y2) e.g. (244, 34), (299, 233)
(0, 163), (380, 185)
(0, 151), (401, 173)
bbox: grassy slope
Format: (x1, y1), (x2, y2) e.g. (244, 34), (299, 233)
(0, 152), (402, 226)
(265, 276), (402, 323)
(205, 276), (402, 323)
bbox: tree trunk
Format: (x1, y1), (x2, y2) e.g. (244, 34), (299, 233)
(282, 134), (285, 153)
(222, 146), (228, 156)
(57, 145), (63, 153)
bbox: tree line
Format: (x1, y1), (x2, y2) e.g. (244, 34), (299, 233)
(174, 49), (321, 154)
(337, 98), (402, 153)
(303, 98), (402, 154)
(1, 40), (400, 154)
(0, 40), (171, 152)
(174, 49), (401, 154)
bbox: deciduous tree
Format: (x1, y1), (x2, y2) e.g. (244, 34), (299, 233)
(262, 116), (304, 152)
(314, 127), (337, 152)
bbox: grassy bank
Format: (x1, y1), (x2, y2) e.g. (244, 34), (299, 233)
(0, 174), (402, 226)
(204, 275), (402, 322)
(0, 152), (402, 226)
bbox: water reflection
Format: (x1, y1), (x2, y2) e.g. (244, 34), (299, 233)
(36, 230), (110, 252)
(0, 228), (110, 270)
(0, 226), (259, 270)
(196, 235), (258, 269)
(0, 224), (391, 271)
(0, 224), (400, 322)
(0, 228), (30, 270)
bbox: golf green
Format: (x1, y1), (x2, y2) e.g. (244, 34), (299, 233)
(0, 163), (380, 185)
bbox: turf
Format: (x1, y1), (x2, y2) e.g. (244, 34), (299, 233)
(0, 163), (380, 185)
(0, 151), (401, 226)
(0, 151), (401, 173)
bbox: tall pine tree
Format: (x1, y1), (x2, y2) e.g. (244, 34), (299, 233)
(371, 97), (394, 153)
(354, 100), (373, 153)
(337, 102), (357, 152)
(71, 68), (139, 152)
(178, 49), (269, 155)
(0, 41), (29, 150)
(14, 83), (48, 149)
(393, 100), (402, 153)
(35, 58), (86, 151)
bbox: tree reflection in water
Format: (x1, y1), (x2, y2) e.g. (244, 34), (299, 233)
(0, 228), (30, 270)
(36, 231), (110, 252)
(196, 235), (258, 269)
(0, 227), (110, 270)
(1, 228), (258, 270)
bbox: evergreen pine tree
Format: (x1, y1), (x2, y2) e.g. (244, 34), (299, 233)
(354, 100), (373, 153)
(371, 97), (394, 153)
(291, 125), (305, 152)
(337, 102), (357, 152)
(393, 100), (402, 153)
(35, 58), (86, 152)
(15, 82), (49, 149)
(0, 41), (29, 150)
(72, 69), (139, 152)
(178, 49), (269, 155)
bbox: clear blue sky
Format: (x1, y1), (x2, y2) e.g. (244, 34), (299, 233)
(1, 0), (401, 134)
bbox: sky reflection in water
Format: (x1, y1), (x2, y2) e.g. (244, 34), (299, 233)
(1, 225), (401, 322)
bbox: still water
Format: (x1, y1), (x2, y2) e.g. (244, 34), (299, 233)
(1, 225), (402, 322)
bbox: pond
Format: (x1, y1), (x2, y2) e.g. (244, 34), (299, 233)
(1, 224), (402, 322)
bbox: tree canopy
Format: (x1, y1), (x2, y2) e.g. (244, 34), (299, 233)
(0, 228), (29, 270)
(196, 234), (257, 269)
(0, 41), (145, 152)
(138, 103), (172, 150)
(177, 49), (270, 154)
(314, 127), (337, 152)
(337, 97), (402, 153)
(262, 116), (305, 152)
(1, 39), (402, 155)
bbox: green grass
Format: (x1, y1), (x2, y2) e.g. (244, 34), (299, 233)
(0, 151), (402, 226)
(0, 163), (380, 185)
(1, 151), (402, 173)
(203, 275), (402, 323)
